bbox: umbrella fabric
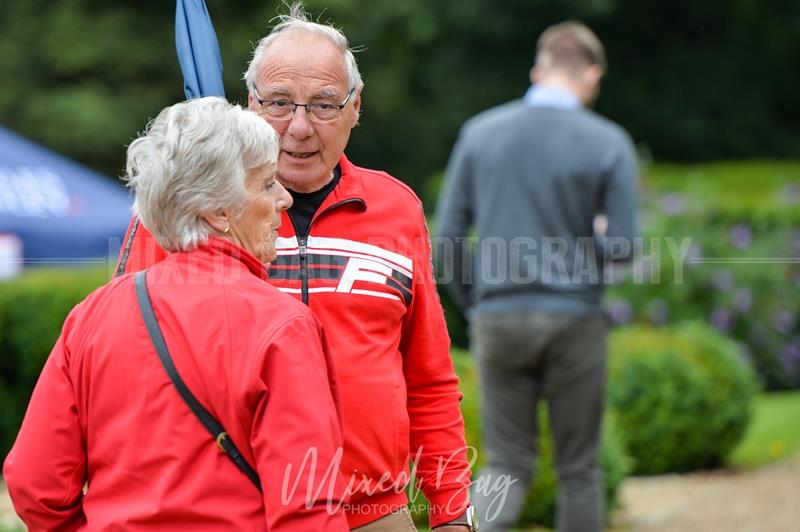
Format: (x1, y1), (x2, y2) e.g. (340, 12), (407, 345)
(117, 0), (228, 275)
(175, 0), (226, 100)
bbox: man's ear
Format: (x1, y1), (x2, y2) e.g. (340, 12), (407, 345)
(247, 91), (258, 111)
(351, 86), (363, 127)
(530, 66), (541, 84)
(202, 211), (229, 234)
(585, 64), (604, 88)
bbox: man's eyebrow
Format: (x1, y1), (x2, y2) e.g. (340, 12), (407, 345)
(312, 87), (340, 100)
(262, 86), (292, 97)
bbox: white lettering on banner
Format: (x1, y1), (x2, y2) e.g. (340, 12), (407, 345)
(0, 166), (71, 218)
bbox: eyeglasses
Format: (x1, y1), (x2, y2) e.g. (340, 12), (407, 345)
(252, 85), (355, 122)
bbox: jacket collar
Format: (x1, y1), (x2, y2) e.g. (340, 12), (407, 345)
(278, 154), (368, 236)
(323, 154), (367, 210)
(277, 154), (369, 238)
(196, 236), (269, 281)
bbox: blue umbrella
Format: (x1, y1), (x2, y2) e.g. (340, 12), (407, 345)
(175, 0), (226, 99)
(118, 0), (225, 275)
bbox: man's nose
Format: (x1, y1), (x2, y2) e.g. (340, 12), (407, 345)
(286, 106), (314, 139)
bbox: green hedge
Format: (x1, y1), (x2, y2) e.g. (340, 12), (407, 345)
(410, 350), (630, 529)
(609, 322), (758, 474)
(0, 267), (110, 457)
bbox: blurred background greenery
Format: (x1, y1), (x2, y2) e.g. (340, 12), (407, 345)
(2, 0), (800, 529)
(1, 0), (799, 190)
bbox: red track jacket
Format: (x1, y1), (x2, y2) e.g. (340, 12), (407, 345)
(112, 155), (471, 528)
(3, 238), (349, 531)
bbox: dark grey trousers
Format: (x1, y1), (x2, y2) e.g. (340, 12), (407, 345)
(469, 311), (608, 532)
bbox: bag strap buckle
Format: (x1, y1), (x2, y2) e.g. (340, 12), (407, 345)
(215, 431), (228, 452)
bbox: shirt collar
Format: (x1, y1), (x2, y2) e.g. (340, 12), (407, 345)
(524, 83), (581, 109)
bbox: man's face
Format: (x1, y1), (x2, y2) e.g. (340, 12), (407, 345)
(248, 31), (361, 193)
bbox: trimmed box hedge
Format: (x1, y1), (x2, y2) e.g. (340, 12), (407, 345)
(609, 322), (758, 474)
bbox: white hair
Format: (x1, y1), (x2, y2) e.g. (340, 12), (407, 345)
(243, 1), (363, 93)
(124, 96), (280, 252)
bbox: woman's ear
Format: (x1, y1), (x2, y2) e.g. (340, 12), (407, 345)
(202, 211), (229, 234)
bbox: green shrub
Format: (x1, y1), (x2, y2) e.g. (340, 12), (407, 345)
(410, 350), (630, 528)
(0, 267), (109, 457)
(609, 322), (758, 474)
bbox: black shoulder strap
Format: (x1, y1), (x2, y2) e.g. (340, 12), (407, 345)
(134, 270), (262, 491)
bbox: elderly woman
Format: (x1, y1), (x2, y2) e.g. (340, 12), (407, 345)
(3, 97), (349, 531)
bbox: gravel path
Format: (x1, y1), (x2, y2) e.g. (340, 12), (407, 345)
(611, 453), (800, 532)
(2, 454), (799, 531)
(0, 481), (22, 531)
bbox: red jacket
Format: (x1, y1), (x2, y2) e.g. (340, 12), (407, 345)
(3, 238), (349, 531)
(113, 156), (471, 528)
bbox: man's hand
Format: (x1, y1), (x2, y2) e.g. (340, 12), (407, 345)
(432, 526), (470, 532)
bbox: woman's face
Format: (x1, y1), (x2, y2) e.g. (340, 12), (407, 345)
(228, 163), (293, 264)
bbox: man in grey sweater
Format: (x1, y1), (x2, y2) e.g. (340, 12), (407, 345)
(435, 21), (638, 532)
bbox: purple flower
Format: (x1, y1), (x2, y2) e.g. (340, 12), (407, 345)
(783, 182), (800, 205)
(684, 242), (703, 268)
(710, 307), (733, 333)
(779, 338), (800, 375)
(647, 299), (670, 325)
(733, 288), (753, 313)
(773, 309), (795, 335)
(711, 270), (734, 292)
(606, 300), (632, 325)
(659, 193), (686, 216)
(730, 223), (752, 250)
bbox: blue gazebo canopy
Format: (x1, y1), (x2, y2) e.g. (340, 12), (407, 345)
(0, 126), (132, 264)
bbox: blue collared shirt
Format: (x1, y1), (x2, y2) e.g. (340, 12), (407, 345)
(524, 84), (581, 109)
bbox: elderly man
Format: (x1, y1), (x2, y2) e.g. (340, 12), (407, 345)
(115, 4), (473, 532)
(436, 21), (638, 532)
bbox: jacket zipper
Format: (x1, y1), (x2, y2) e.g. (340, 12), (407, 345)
(286, 212), (310, 305)
(298, 237), (309, 305)
(293, 198), (365, 306)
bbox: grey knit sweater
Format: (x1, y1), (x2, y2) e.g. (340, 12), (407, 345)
(435, 100), (638, 316)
